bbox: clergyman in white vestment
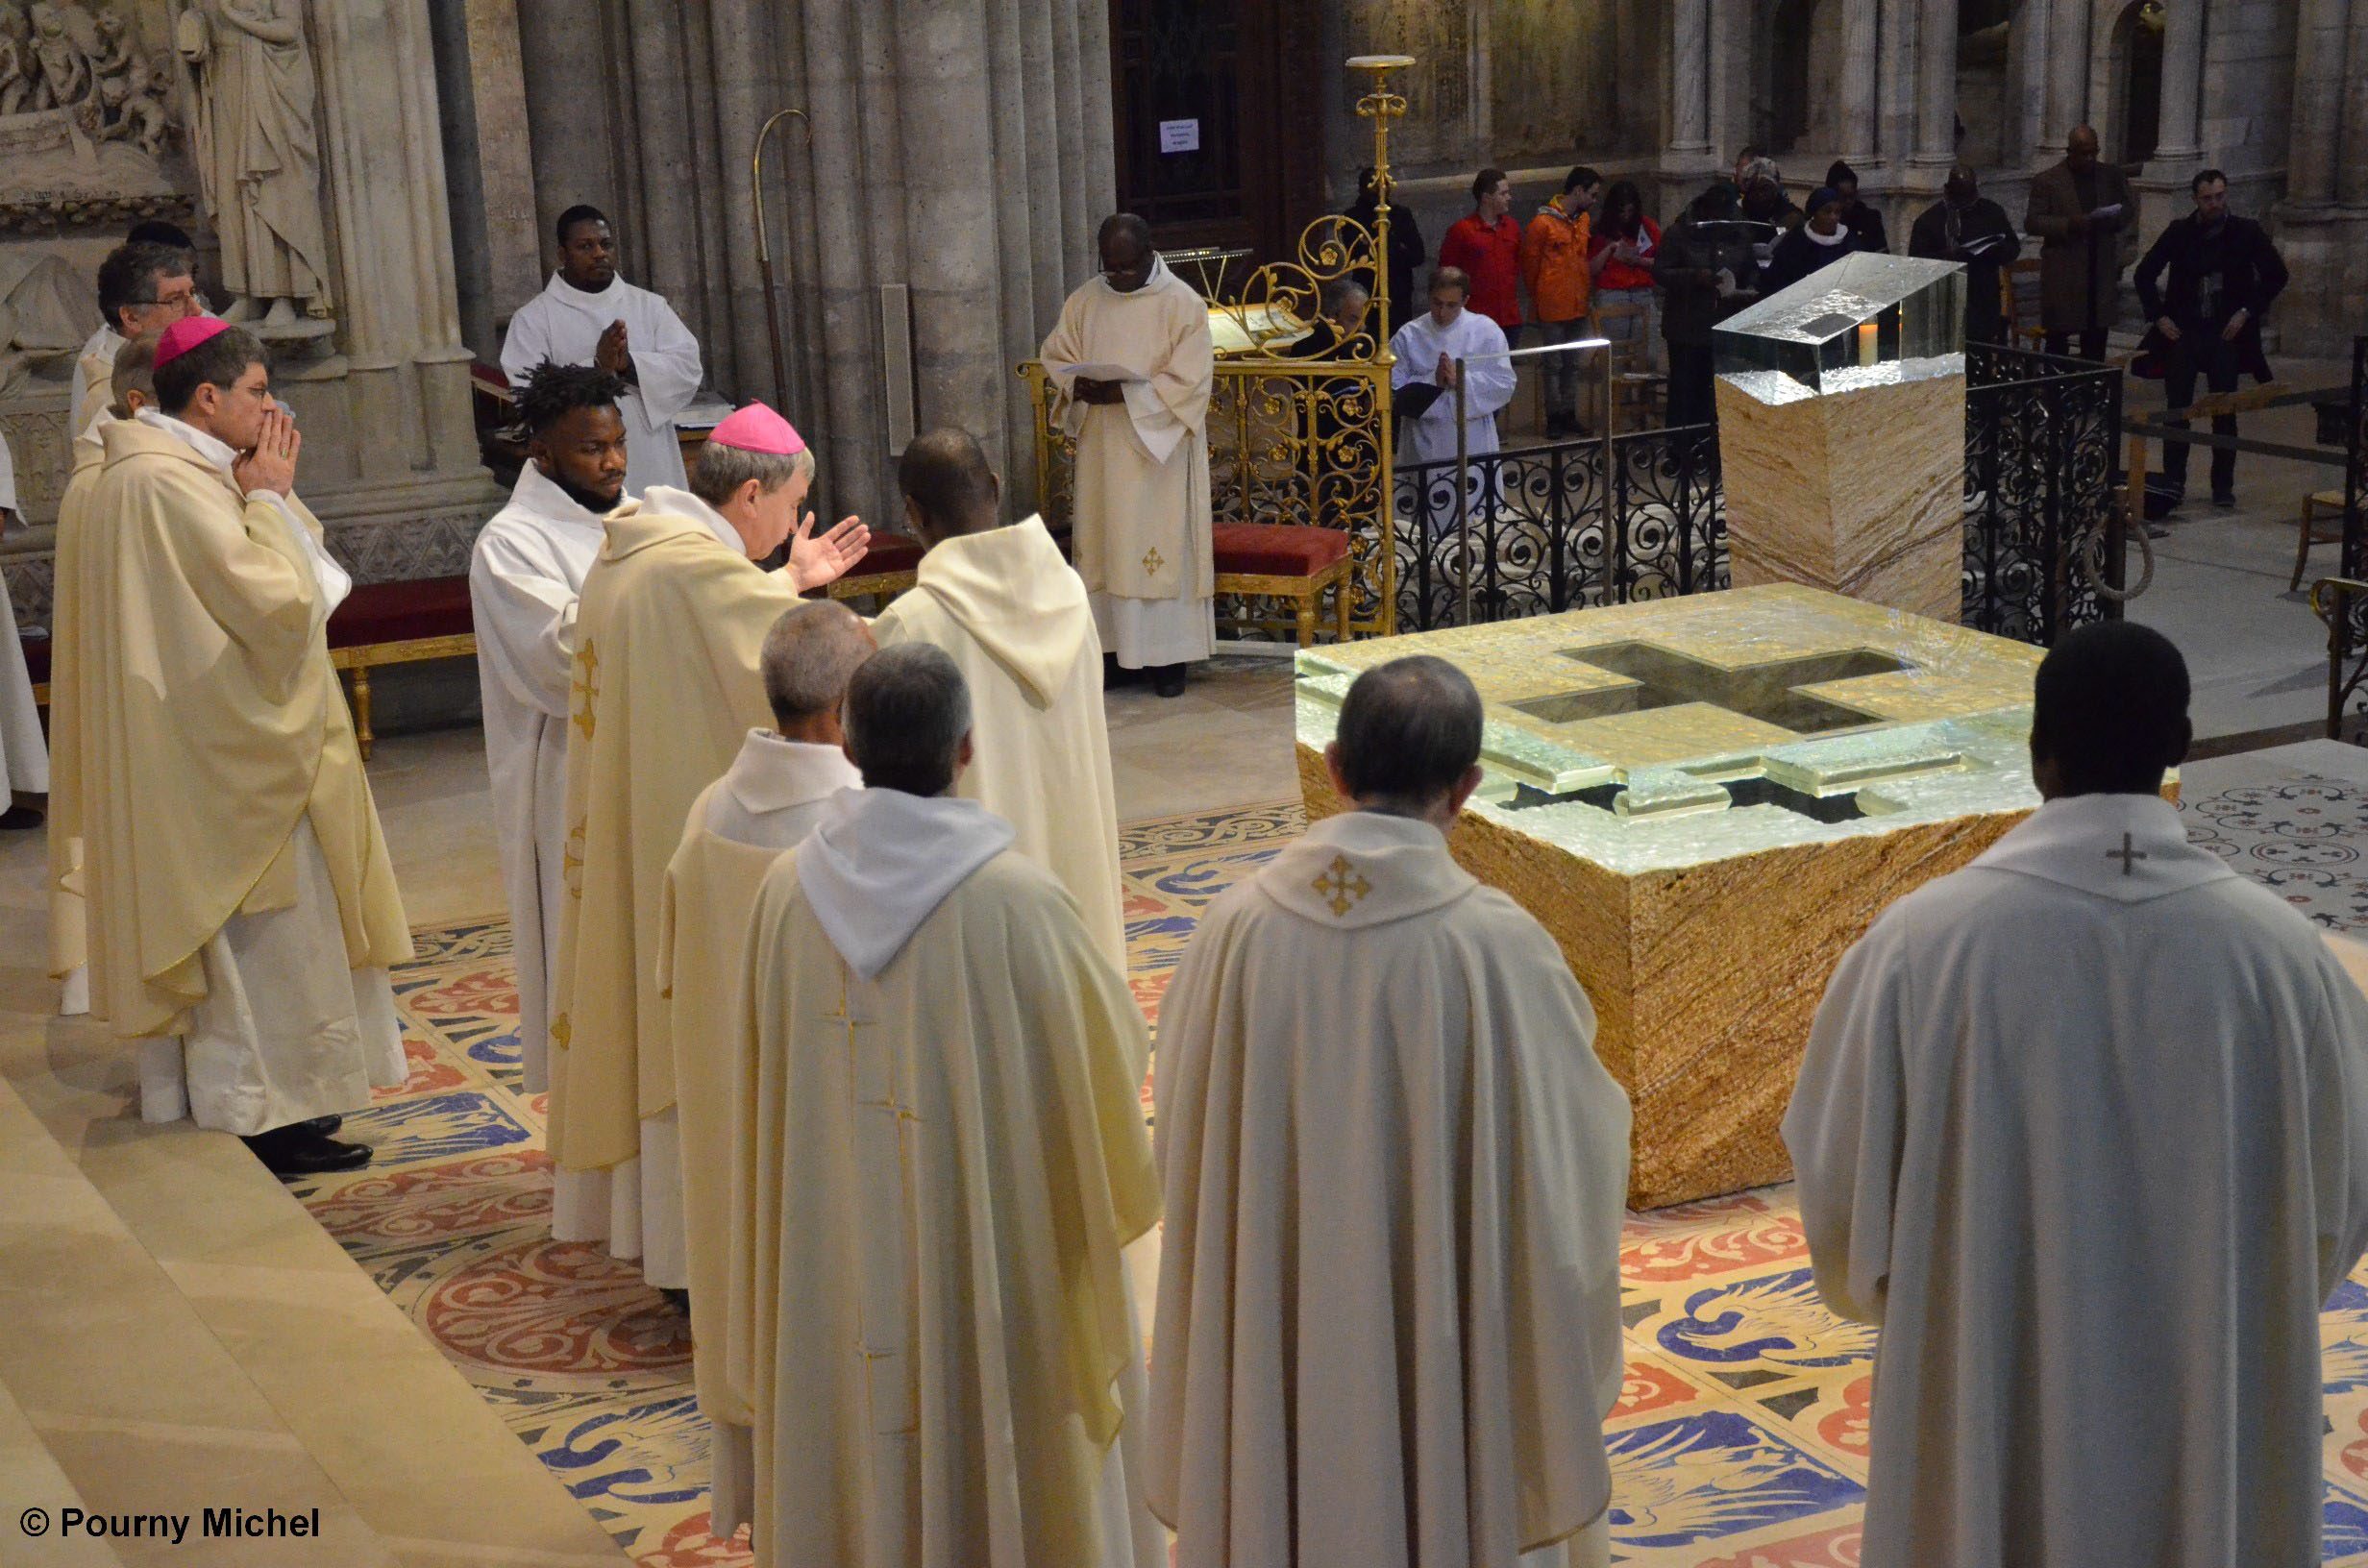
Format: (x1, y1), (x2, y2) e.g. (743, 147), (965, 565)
(1149, 654), (1628, 1568)
(873, 428), (1126, 970)
(1786, 622), (2368, 1568)
(1391, 267), (1517, 474)
(0, 428), (48, 816)
(501, 205), (703, 498)
(1039, 213), (1215, 693)
(728, 645), (1165, 1568)
(469, 363), (630, 1103)
(78, 319), (410, 1177)
(73, 239), (205, 434)
(656, 601), (870, 1540)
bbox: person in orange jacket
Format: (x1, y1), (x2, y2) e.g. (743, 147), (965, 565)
(1520, 166), (1600, 438)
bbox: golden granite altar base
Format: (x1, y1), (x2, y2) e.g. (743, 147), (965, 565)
(1296, 585), (2063, 1208)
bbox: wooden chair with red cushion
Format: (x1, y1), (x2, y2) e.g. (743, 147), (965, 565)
(1213, 521), (1353, 647)
(325, 576), (477, 759)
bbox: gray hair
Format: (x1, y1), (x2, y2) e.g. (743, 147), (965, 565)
(1333, 655), (1484, 810)
(759, 600), (875, 726)
(844, 644), (972, 796)
(690, 438), (814, 507)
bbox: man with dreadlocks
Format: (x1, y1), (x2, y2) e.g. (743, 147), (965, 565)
(469, 360), (629, 1139)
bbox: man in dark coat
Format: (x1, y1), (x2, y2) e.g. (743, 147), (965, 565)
(1657, 185), (1761, 428)
(1343, 167), (1425, 340)
(1909, 164), (2022, 346)
(2134, 169), (2290, 507)
(2024, 125), (2135, 360)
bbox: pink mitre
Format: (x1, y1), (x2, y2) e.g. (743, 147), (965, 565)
(708, 401), (805, 454)
(155, 316), (233, 367)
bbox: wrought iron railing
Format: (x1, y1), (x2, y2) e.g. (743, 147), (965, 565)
(1390, 426), (1725, 631)
(1389, 345), (2126, 645)
(1961, 343), (2128, 643)
(2311, 336), (2368, 742)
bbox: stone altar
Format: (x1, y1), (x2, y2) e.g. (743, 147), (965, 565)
(1714, 254), (1968, 625)
(1295, 584), (2072, 1209)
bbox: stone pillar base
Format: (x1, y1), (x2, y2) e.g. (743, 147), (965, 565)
(1715, 368), (1967, 623)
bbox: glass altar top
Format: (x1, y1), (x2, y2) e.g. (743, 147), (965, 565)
(1714, 253), (1966, 404)
(1295, 585), (2077, 876)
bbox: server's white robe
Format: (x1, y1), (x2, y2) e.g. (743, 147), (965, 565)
(1149, 808), (1630, 1568)
(655, 729), (857, 1540)
(501, 272), (703, 497)
(1390, 307), (1516, 469)
(468, 462), (605, 1098)
(1785, 792), (2368, 1568)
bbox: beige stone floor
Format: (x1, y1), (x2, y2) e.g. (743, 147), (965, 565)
(0, 652), (1296, 1566)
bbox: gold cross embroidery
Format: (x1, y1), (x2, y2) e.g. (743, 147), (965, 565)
(549, 1012), (572, 1049)
(562, 820), (586, 899)
(570, 641), (602, 743)
(1312, 853), (1372, 917)
(1141, 547), (1166, 577)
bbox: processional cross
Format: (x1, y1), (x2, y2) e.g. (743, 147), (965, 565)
(2105, 832), (2148, 876)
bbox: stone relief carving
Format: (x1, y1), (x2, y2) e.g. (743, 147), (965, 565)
(0, 0), (192, 231)
(174, 0), (332, 326)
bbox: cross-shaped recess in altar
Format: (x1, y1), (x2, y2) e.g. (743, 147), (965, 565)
(1513, 642), (1913, 735)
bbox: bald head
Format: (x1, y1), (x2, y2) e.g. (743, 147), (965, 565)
(110, 330), (162, 420)
(1098, 213), (1154, 292)
(898, 427), (1003, 545)
(2030, 621), (2191, 798)
(760, 601), (876, 744)
(1325, 655), (1487, 822)
(2067, 125), (2100, 171)
(845, 644), (973, 796)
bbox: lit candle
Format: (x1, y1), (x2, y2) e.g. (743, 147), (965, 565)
(1856, 320), (1879, 367)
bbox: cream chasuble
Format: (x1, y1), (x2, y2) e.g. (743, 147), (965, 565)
(71, 416), (409, 1127)
(469, 462), (606, 1096)
(548, 487), (800, 1276)
(71, 324), (119, 436)
(1786, 793), (2368, 1568)
(657, 728), (857, 1539)
(1148, 808), (1629, 1568)
(870, 515), (1124, 971)
(502, 273), (703, 497)
(1039, 255), (1216, 668)
(729, 786), (1163, 1568)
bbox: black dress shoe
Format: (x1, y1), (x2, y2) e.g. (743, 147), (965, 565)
(1102, 654), (1143, 689)
(241, 1125), (374, 1177)
(1150, 663), (1188, 698)
(2211, 490), (2236, 508)
(0, 805), (42, 830)
(659, 1286), (691, 1316)
(297, 1115), (344, 1136)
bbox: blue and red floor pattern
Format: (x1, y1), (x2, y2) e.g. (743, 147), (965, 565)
(286, 771), (2368, 1565)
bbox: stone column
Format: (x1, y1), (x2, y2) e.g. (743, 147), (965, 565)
(2040, 0), (2089, 155)
(2341, 9), (2368, 206)
(2287, 0), (2349, 206)
(1913, 0), (1960, 167)
(1668, 0), (1713, 157)
(2007, 0), (2048, 166)
(1843, 0), (1881, 161)
(1709, 0), (1750, 169)
(2147, 0), (2206, 165)
(312, 0), (480, 481)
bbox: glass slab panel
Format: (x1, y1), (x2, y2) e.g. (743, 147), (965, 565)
(1714, 253), (1967, 401)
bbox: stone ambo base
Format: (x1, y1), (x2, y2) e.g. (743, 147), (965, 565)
(1296, 585), (2064, 1209)
(1715, 366), (1965, 622)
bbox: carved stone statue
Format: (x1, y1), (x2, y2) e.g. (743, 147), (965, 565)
(177, 0), (332, 326)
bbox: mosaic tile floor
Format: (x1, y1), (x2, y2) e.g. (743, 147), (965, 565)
(287, 777), (2368, 1566)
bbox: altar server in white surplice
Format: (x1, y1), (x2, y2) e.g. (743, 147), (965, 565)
(1150, 654), (1632, 1568)
(875, 428), (1124, 970)
(468, 362), (629, 1100)
(730, 645), (1165, 1568)
(501, 205), (703, 498)
(657, 600), (869, 1541)
(1786, 621), (2368, 1568)
(1390, 266), (1517, 471)
(1039, 212), (1215, 698)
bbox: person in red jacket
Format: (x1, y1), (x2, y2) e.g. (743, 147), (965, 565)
(1439, 167), (1523, 347)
